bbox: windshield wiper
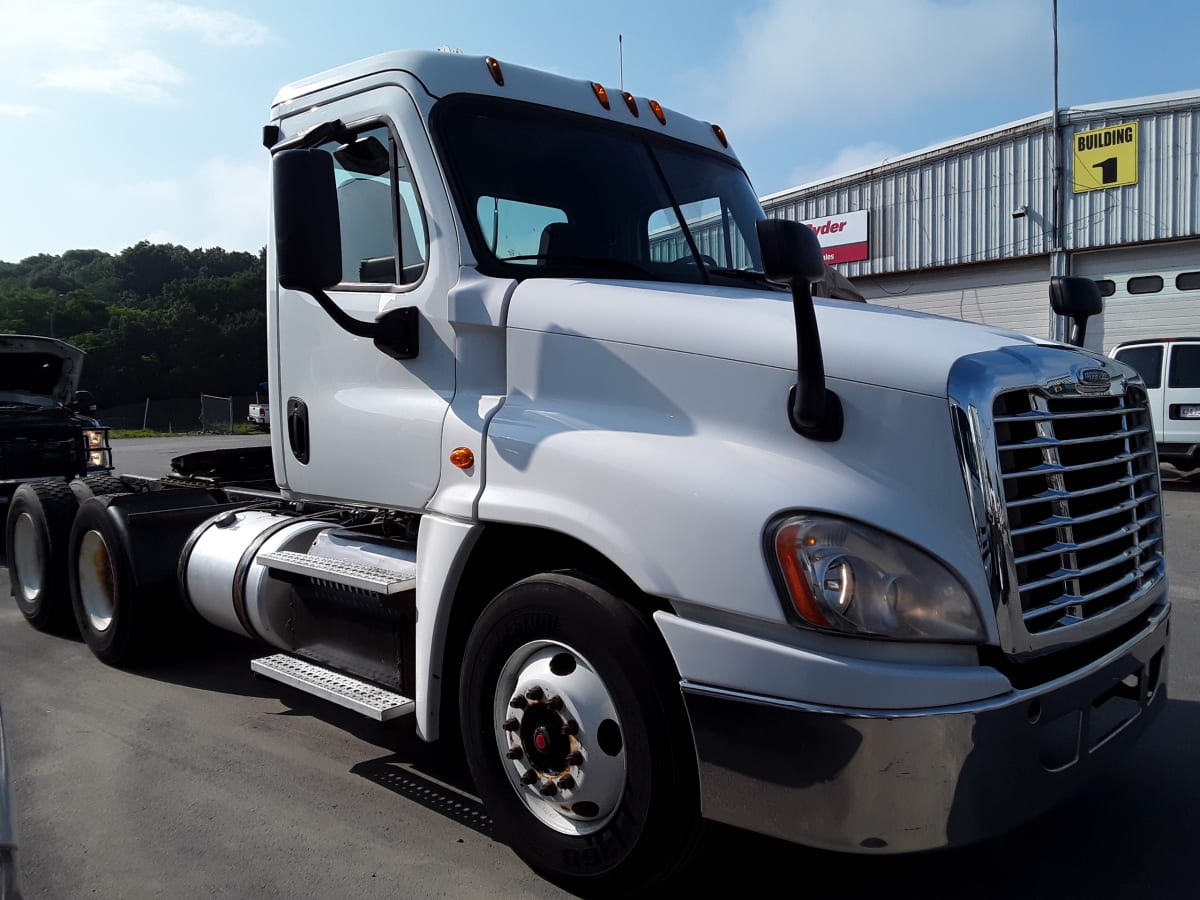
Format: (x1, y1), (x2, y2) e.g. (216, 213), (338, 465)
(703, 266), (787, 290)
(0, 401), (48, 410)
(502, 254), (662, 280)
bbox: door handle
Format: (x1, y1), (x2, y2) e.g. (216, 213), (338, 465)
(287, 397), (310, 464)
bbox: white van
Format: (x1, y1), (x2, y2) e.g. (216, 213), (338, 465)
(1111, 338), (1200, 471)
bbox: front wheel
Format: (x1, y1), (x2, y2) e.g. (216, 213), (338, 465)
(460, 573), (701, 894)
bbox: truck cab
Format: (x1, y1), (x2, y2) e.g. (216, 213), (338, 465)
(6, 51), (1171, 895)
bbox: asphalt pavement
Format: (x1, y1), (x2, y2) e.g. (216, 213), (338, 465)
(0, 455), (1197, 898)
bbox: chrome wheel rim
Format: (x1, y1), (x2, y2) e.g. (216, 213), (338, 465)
(78, 529), (116, 633)
(12, 512), (43, 601)
(493, 640), (626, 836)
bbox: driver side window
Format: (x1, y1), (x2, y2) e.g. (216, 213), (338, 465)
(319, 123), (427, 286)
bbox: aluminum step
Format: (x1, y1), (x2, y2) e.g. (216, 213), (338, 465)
(258, 550), (416, 595)
(251, 653), (414, 721)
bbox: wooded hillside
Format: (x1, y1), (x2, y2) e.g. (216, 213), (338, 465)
(0, 242), (266, 407)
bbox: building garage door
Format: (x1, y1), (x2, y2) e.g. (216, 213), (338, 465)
(1072, 239), (1200, 354)
(853, 257), (1053, 339)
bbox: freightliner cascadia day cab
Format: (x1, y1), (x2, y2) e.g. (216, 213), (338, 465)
(5, 51), (1171, 893)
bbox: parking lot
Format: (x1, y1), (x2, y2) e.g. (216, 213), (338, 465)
(0, 449), (1197, 899)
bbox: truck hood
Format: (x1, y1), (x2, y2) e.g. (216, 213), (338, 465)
(507, 279), (1047, 398)
(0, 335), (85, 408)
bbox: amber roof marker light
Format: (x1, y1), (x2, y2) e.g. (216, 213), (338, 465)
(711, 123), (729, 147)
(485, 56), (504, 86)
(591, 82), (611, 109)
(648, 100), (666, 125)
(621, 91), (639, 117)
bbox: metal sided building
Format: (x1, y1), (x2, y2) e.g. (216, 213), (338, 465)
(759, 91), (1200, 354)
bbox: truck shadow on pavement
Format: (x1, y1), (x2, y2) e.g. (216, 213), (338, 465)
(127, 625), (1200, 899)
(1160, 464), (1199, 491)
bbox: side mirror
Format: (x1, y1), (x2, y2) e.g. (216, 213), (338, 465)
(1050, 276), (1103, 348)
(755, 218), (842, 442)
(270, 147), (419, 360)
(73, 390), (97, 415)
(757, 217), (826, 287)
(272, 148), (343, 291)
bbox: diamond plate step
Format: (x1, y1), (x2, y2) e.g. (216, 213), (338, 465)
(258, 550), (416, 595)
(251, 653), (414, 721)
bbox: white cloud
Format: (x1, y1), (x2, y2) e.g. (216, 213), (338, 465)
(40, 51), (185, 103)
(0, 104), (42, 117)
(788, 140), (902, 186)
(124, 156), (266, 250)
(695, 0), (1046, 133)
(142, 2), (273, 46)
(0, 2), (271, 102)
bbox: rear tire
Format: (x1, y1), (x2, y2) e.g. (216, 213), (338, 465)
(68, 497), (152, 666)
(70, 474), (133, 503)
(460, 572), (701, 895)
(6, 482), (79, 631)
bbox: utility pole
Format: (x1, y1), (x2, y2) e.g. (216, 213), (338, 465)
(1049, 0), (1069, 340)
(1051, 0), (1062, 254)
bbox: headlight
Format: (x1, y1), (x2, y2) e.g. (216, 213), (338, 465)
(88, 450), (107, 468)
(769, 514), (985, 642)
(84, 429), (105, 450)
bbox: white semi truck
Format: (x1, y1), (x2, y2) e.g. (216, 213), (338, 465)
(5, 51), (1170, 893)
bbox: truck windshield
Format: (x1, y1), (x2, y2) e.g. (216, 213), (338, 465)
(433, 95), (781, 290)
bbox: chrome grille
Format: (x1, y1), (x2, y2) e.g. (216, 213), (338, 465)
(992, 385), (1164, 636)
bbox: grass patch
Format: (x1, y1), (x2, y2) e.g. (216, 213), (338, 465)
(109, 424), (266, 439)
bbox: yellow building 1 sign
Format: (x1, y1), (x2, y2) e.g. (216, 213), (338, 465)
(1072, 122), (1139, 193)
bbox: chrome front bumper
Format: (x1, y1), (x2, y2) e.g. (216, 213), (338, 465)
(681, 603), (1169, 854)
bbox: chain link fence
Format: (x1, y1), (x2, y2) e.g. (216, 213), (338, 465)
(94, 394), (263, 433)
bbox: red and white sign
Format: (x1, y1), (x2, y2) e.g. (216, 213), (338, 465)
(800, 209), (869, 264)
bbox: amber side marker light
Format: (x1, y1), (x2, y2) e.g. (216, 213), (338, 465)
(648, 99), (666, 125)
(711, 123), (729, 147)
(485, 56), (504, 86)
(591, 82), (610, 109)
(450, 447), (475, 469)
(621, 91), (639, 116)
(774, 523), (831, 628)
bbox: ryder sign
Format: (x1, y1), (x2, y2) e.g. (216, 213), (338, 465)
(800, 210), (869, 264)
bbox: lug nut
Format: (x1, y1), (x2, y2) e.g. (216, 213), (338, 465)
(509, 695), (528, 710)
(565, 751), (583, 767)
(538, 782), (558, 796)
(505, 746), (524, 760)
(558, 775), (576, 791)
(561, 719), (579, 736)
(502, 717), (520, 732)
(525, 686), (545, 702)
(545, 695), (564, 710)
(520, 769), (539, 785)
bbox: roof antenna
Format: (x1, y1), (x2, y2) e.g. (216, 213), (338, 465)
(619, 34), (624, 92)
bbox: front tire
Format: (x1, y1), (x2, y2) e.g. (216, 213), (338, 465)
(460, 572), (701, 894)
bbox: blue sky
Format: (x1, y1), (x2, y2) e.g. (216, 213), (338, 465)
(1, 0), (1197, 262)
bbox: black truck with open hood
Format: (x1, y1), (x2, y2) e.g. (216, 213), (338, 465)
(0, 335), (113, 496)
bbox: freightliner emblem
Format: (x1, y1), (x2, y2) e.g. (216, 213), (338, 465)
(1077, 367), (1112, 394)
